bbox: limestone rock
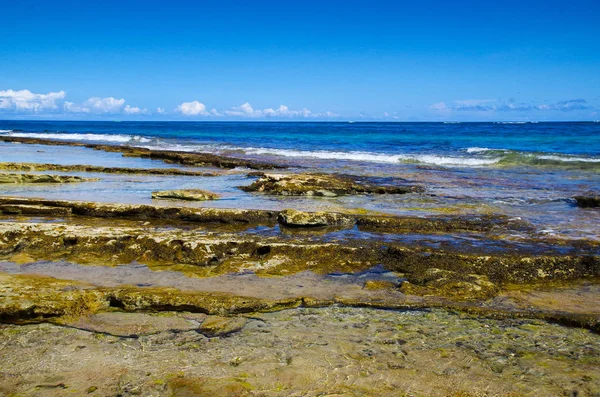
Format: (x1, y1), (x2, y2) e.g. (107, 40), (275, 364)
(151, 189), (220, 201)
(197, 315), (248, 337)
(401, 268), (499, 300)
(277, 208), (355, 228)
(240, 173), (423, 197)
(0, 173), (96, 184)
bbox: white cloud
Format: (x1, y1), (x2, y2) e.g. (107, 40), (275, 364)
(431, 98), (593, 113)
(65, 97), (126, 114)
(156, 107), (165, 114)
(224, 102), (336, 118)
(176, 101), (209, 116)
(224, 102), (257, 117)
(210, 108), (222, 116)
(84, 97), (125, 113)
(123, 105), (147, 115)
(0, 89), (66, 112)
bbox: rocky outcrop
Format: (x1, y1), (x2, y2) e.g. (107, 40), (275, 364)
(0, 173), (97, 184)
(240, 173), (424, 196)
(400, 268), (498, 300)
(0, 162), (219, 176)
(0, 136), (285, 170)
(0, 197), (276, 225)
(152, 189), (220, 201)
(277, 208), (355, 228)
(356, 213), (535, 234)
(574, 195), (600, 208)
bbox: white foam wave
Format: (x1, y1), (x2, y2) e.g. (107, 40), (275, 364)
(466, 147), (494, 153)
(238, 147), (499, 166)
(4, 131), (151, 143)
(537, 155), (600, 163)
(0, 129), (13, 133)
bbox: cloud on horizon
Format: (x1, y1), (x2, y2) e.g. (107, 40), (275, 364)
(176, 101), (209, 116)
(0, 89), (66, 112)
(179, 101), (338, 119)
(431, 99), (593, 113)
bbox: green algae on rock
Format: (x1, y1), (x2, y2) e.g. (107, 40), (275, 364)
(240, 172), (424, 196)
(0, 173), (98, 184)
(151, 189), (221, 201)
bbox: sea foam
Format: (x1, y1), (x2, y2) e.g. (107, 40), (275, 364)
(4, 131), (151, 143)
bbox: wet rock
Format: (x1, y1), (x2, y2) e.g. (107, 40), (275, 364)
(0, 204), (72, 216)
(277, 208), (355, 228)
(197, 315), (248, 337)
(64, 312), (207, 337)
(0, 196), (276, 225)
(0, 136), (285, 170)
(400, 268), (498, 300)
(357, 213), (535, 234)
(240, 173), (423, 196)
(151, 189), (220, 201)
(0, 162), (219, 176)
(363, 280), (398, 290)
(381, 244), (600, 285)
(574, 196), (600, 208)
(0, 173), (97, 184)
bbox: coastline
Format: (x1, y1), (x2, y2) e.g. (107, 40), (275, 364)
(0, 134), (599, 396)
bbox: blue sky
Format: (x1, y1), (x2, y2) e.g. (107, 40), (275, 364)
(1, 0), (599, 121)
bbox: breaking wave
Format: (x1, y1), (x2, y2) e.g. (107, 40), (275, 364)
(1, 131), (152, 144)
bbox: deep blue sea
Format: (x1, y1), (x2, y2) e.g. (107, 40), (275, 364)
(1, 121), (599, 170)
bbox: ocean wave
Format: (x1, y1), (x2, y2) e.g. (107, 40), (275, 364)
(536, 155), (600, 163)
(0, 129), (13, 133)
(466, 147), (498, 154)
(231, 147), (500, 166)
(2, 131), (152, 143)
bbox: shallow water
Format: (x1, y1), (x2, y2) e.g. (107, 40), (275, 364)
(0, 260), (404, 301)
(2, 306), (599, 396)
(1, 123), (599, 240)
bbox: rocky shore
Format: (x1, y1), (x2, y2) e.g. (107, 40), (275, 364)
(0, 138), (599, 396)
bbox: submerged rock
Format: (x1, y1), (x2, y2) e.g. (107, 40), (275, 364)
(197, 315), (248, 337)
(64, 312), (206, 337)
(277, 208), (355, 228)
(574, 195), (600, 208)
(0, 173), (97, 184)
(151, 189), (220, 201)
(240, 173), (424, 196)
